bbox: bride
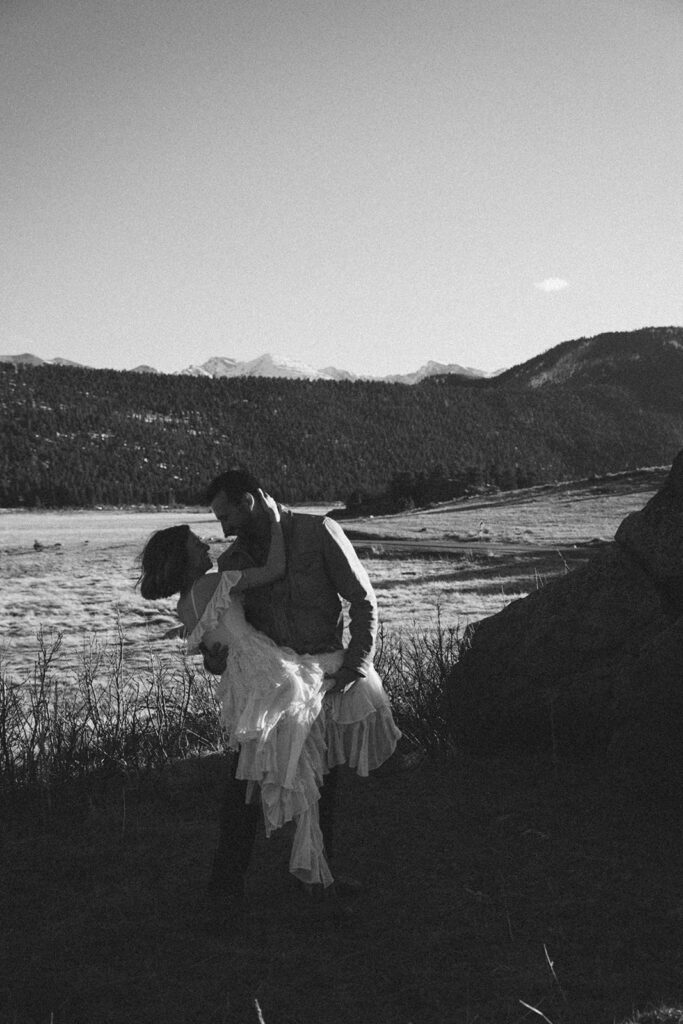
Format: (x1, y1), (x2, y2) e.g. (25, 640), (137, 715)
(139, 491), (400, 890)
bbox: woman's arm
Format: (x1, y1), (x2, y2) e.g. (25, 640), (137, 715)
(232, 490), (285, 592)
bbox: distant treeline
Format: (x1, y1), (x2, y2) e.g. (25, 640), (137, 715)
(2, 353), (683, 508)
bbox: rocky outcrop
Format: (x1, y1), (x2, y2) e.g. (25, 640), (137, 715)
(446, 450), (683, 794)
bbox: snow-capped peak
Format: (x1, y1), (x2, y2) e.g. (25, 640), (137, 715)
(0, 349), (489, 383)
(177, 352), (335, 380)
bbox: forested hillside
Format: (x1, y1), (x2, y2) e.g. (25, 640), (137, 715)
(2, 326), (683, 507)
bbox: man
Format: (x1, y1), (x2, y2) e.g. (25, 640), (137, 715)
(203, 468), (378, 929)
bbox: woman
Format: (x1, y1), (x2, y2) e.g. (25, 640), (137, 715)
(139, 491), (400, 889)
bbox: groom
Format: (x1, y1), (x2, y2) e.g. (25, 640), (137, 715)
(202, 468), (378, 928)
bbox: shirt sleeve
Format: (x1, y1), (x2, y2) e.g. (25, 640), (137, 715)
(321, 517), (378, 677)
(185, 571), (242, 653)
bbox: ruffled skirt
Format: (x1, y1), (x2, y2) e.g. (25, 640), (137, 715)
(218, 644), (401, 887)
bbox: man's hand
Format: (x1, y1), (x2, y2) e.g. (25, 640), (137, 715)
(256, 488), (281, 523)
(200, 640), (229, 676)
(325, 666), (362, 694)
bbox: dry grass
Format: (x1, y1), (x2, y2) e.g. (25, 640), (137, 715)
(340, 468), (668, 547)
(0, 629), (221, 795)
(0, 470), (668, 675)
(2, 473), (680, 1022)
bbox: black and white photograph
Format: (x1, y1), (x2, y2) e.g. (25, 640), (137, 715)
(1, 1), (682, 1021)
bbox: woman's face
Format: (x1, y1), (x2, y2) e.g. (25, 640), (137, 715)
(185, 531), (212, 578)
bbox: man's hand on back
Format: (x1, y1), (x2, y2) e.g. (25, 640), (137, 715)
(325, 665), (362, 694)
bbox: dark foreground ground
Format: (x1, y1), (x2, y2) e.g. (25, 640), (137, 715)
(2, 753), (682, 1024)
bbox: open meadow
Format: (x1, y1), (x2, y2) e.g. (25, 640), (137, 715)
(2, 468), (681, 1024)
(0, 467), (666, 681)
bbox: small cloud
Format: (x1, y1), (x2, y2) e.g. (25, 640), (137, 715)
(534, 278), (569, 292)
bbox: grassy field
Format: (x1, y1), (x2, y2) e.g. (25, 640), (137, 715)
(0, 467), (667, 674)
(2, 469), (681, 1023)
(339, 467), (669, 548)
(335, 467), (668, 632)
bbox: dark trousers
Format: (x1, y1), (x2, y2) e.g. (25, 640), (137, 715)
(207, 753), (339, 897)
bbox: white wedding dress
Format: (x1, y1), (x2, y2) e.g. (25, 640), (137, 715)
(185, 571), (401, 887)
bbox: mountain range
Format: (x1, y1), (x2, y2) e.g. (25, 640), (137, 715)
(0, 350), (488, 384)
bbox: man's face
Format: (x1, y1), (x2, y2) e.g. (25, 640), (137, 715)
(210, 490), (253, 538)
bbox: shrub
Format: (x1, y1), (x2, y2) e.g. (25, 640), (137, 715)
(375, 615), (460, 758)
(0, 627), (222, 799)
(0, 619), (461, 801)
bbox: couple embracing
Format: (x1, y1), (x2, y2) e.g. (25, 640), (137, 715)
(140, 469), (401, 934)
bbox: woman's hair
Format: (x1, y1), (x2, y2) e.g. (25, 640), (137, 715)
(138, 524), (191, 599)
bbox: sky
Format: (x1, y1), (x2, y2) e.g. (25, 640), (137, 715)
(1, 0), (682, 377)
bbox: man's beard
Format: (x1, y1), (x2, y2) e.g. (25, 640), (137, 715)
(238, 510), (269, 548)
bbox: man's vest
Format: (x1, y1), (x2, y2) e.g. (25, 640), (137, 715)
(217, 510), (377, 676)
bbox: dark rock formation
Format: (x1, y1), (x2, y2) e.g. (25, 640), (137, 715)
(446, 450), (683, 795)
